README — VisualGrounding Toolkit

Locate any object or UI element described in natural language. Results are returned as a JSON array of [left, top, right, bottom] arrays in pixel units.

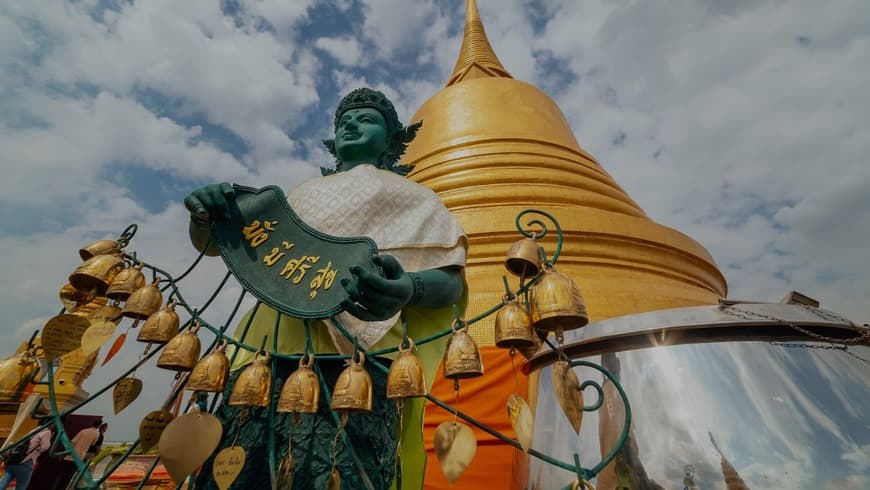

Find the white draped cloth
[[287, 164, 467, 353]]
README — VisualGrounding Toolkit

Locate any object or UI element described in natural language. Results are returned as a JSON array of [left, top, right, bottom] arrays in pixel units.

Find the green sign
[[210, 185, 379, 319]]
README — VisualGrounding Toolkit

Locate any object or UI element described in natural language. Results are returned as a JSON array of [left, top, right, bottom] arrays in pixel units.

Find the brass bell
[[122, 279, 163, 320], [386, 339, 426, 399], [137, 299, 180, 344], [443, 323, 484, 379], [330, 352, 372, 412], [157, 323, 201, 372], [186, 341, 230, 393], [69, 254, 125, 295], [529, 265, 588, 333], [79, 239, 118, 260], [277, 354, 320, 413], [494, 297, 537, 349], [229, 351, 272, 407], [505, 238, 542, 278], [68, 295, 108, 317], [0, 349, 39, 403], [106, 262, 146, 301], [59, 283, 94, 311]]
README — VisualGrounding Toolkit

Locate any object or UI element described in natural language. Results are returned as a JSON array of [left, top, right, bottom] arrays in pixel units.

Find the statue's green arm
[[341, 255, 463, 321], [409, 266, 464, 308]]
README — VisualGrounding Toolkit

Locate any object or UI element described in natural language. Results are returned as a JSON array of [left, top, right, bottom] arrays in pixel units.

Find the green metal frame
[[1, 209, 631, 489]]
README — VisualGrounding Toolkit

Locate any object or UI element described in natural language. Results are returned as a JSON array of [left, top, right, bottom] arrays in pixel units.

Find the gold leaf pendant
[[434, 421, 477, 484], [552, 360, 584, 434], [507, 393, 534, 452]]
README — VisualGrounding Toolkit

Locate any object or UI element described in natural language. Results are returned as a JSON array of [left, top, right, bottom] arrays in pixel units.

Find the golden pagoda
[[405, 1, 726, 488]]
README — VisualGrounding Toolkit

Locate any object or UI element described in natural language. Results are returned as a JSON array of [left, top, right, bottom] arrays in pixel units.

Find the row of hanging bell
[[498, 237, 589, 347]]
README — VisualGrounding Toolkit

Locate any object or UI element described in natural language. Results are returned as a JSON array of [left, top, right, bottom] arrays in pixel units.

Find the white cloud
[[314, 36, 363, 67]]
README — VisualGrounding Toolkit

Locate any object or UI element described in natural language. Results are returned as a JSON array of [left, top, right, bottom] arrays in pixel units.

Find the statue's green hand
[[340, 254, 414, 321], [183, 183, 235, 221]]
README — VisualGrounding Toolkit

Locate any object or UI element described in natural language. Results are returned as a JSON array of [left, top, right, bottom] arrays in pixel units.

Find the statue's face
[[334, 107, 389, 166]]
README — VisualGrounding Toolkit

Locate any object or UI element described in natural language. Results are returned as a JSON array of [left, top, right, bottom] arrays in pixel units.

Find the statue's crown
[[333, 88, 400, 134]]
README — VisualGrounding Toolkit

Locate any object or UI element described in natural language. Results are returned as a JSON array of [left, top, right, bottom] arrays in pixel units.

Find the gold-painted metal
[[112, 377, 143, 415], [552, 360, 584, 435], [386, 339, 426, 399], [0, 349, 38, 403], [69, 254, 125, 295], [213, 446, 246, 490], [330, 352, 372, 412], [443, 325, 484, 379], [504, 238, 541, 278], [529, 265, 588, 333], [80, 320, 117, 356], [139, 409, 174, 452], [157, 323, 201, 372], [122, 279, 163, 320], [59, 283, 94, 311], [328, 469, 341, 490], [158, 407, 223, 482], [447, 0, 511, 86], [186, 341, 230, 393], [106, 262, 146, 301], [433, 421, 477, 485], [229, 351, 272, 407], [277, 354, 320, 413], [136, 298, 180, 344], [41, 313, 91, 360], [507, 393, 534, 453], [79, 239, 118, 261], [494, 298, 536, 349]]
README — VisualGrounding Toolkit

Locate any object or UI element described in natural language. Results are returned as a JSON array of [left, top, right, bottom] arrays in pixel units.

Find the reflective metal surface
[[528, 303, 870, 490]]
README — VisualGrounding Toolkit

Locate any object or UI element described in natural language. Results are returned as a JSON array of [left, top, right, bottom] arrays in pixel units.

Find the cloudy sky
[[1, 0, 868, 463]]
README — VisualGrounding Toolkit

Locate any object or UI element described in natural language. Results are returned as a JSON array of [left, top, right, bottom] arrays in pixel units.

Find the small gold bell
[[529, 265, 588, 333], [186, 341, 230, 393], [277, 354, 320, 413], [0, 349, 39, 403], [157, 323, 201, 372], [68, 295, 109, 317], [386, 339, 426, 399], [443, 323, 484, 380], [330, 352, 372, 412], [79, 239, 118, 261], [229, 351, 272, 407], [59, 283, 94, 311], [122, 279, 163, 320], [69, 254, 125, 295], [494, 297, 537, 349], [505, 238, 542, 278], [106, 262, 146, 301], [137, 298, 180, 344]]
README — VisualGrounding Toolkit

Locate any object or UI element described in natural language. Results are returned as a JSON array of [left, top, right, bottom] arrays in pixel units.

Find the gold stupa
[[406, 0, 726, 343], [406, 1, 726, 488]]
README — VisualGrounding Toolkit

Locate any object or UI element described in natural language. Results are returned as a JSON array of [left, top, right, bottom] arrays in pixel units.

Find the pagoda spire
[[447, 0, 512, 86]]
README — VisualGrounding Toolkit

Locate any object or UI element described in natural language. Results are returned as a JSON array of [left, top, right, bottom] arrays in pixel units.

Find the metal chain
[[722, 304, 870, 345]]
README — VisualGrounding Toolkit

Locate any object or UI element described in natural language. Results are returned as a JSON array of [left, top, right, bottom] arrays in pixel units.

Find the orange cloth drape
[[423, 346, 529, 489]]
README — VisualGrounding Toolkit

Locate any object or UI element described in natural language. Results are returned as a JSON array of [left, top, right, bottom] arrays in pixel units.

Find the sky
[[1, 0, 868, 482]]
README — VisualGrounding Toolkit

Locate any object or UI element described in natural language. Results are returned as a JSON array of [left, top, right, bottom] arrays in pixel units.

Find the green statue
[[185, 88, 468, 489]]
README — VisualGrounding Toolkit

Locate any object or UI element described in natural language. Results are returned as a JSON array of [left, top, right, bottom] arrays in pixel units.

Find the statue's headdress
[[322, 88, 421, 176]]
